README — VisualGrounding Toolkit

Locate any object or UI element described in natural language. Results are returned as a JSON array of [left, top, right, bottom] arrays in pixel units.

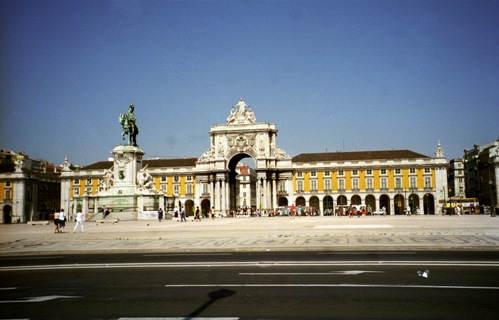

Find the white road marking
[[314, 224, 393, 229], [239, 270, 385, 276], [164, 284, 499, 290], [0, 295, 82, 304]]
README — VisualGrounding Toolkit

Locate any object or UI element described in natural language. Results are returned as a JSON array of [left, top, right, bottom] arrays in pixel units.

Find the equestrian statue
[[119, 104, 139, 147]]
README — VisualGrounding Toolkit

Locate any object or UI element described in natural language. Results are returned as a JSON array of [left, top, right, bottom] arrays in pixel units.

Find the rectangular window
[[186, 184, 192, 195], [366, 178, 373, 190], [410, 177, 417, 188], [410, 168, 416, 174], [324, 171, 330, 177], [395, 177, 402, 189], [380, 178, 388, 190], [6, 181, 11, 187], [86, 187, 92, 195], [297, 181, 303, 192], [174, 184, 180, 195], [187, 176, 192, 181], [324, 179, 331, 191], [352, 170, 358, 176], [352, 178, 359, 190], [395, 169, 401, 174], [425, 177, 432, 188], [338, 170, 344, 176], [381, 169, 387, 175], [86, 179, 92, 185], [74, 188, 80, 196], [424, 168, 431, 173], [311, 171, 317, 177], [279, 181, 286, 192], [310, 180, 317, 191], [366, 170, 372, 175], [297, 172, 303, 178], [74, 179, 80, 185], [5, 189, 11, 200], [338, 179, 345, 190], [161, 176, 167, 182]]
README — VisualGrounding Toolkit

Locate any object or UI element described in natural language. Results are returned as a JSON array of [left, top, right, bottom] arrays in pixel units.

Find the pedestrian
[[180, 206, 187, 222], [211, 207, 215, 220], [194, 206, 201, 221], [58, 209, 66, 232], [157, 207, 164, 222], [102, 205, 106, 219], [455, 205, 461, 216], [73, 210, 84, 233], [53, 211, 59, 233]]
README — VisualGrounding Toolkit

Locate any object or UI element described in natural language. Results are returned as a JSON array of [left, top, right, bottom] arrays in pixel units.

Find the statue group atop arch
[[226, 98, 256, 124]]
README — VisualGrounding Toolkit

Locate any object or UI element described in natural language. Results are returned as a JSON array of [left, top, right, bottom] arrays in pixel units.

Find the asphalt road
[[1, 251, 499, 319]]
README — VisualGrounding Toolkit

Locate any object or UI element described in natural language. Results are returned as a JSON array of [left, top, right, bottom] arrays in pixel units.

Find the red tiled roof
[[292, 150, 430, 163]]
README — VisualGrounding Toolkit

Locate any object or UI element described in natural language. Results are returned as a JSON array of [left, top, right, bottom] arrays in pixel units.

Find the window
[[380, 178, 388, 190], [324, 171, 330, 177], [352, 170, 358, 176], [161, 176, 167, 182], [86, 179, 92, 185], [310, 180, 317, 191], [395, 177, 402, 189], [395, 169, 401, 174], [186, 184, 192, 195], [278, 181, 286, 192], [338, 179, 345, 190], [324, 179, 331, 191], [338, 170, 344, 176], [311, 171, 317, 177], [6, 181, 11, 187], [297, 181, 303, 192], [86, 187, 92, 194], [174, 184, 180, 195], [73, 188, 80, 196], [187, 176, 192, 181], [366, 178, 373, 190], [352, 178, 359, 190], [366, 170, 372, 175], [74, 179, 80, 185], [297, 172, 303, 178], [380, 169, 387, 175], [424, 168, 431, 173], [4, 189, 11, 200], [174, 176, 179, 182], [425, 177, 432, 188], [410, 177, 416, 188], [410, 168, 416, 174]]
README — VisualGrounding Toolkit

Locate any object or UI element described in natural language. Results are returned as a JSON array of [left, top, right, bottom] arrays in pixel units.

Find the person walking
[[180, 206, 187, 222], [211, 207, 215, 220], [73, 210, 84, 233], [194, 206, 201, 221], [53, 211, 59, 233], [58, 209, 66, 232], [157, 207, 164, 222]]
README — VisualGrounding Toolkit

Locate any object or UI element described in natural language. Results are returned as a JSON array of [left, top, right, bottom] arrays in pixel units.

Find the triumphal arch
[[195, 99, 293, 215]]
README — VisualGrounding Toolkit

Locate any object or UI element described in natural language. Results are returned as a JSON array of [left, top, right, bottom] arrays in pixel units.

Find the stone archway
[[365, 195, 376, 212], [351, 195, 361, 205], [323, 196, 334, 215], [337, 195, 347, 206], [227, 153, 255, 212], [201, 199, 211, 217], [379, 194, 390, 215], [296, 196, 306, 206], [394, 194, 404, 215], [2, 205, 12, 224], [278, 197, 288, 207], [423, 193, 435, 215], [185, 199, 194, 217]]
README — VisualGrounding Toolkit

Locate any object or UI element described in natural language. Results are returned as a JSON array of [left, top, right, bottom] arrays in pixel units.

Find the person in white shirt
[[58, 209, 66, 232], [73, 211, 84, 233]]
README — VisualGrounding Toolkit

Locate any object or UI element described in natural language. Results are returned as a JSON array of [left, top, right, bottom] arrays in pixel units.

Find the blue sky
[[1, 0, 498, 166]]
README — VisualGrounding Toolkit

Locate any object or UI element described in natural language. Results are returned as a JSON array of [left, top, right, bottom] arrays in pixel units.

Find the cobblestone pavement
[[1, 215, 498, 255]]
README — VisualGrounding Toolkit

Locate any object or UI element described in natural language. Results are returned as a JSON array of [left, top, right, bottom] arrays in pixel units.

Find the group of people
[[53, 209, 84, 233]]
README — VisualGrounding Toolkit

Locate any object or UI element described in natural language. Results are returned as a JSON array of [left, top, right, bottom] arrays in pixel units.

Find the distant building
[[235, 163, 257, 212], [448, 158, 466, 198], [0, 150, 61, 223], [463, 140, 499, 209]]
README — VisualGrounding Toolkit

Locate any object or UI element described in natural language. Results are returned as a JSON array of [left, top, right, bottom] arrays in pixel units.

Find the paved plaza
[[1, 215, 498, 256]]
